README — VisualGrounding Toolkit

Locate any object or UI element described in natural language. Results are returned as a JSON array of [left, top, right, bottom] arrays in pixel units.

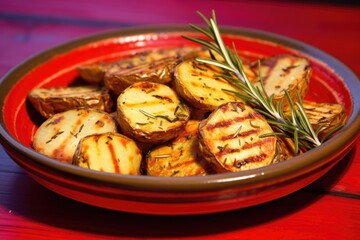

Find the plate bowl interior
[[0, 26, 359, 215]]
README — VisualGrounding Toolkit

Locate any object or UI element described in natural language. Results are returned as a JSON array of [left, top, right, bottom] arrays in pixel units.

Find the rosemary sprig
[[184, 10, 322, 152]]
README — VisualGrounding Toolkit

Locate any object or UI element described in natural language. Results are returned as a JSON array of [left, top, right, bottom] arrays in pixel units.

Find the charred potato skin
[[146, 120, 213, 177], [77, 62, 109, 84], [73, 132, 142, 175], [117, 81, 191, 144], [32, 108, 118, 163], [28, 86, 114, 118], [198, 102, 277, 173], [79, 46, 201, 95], [104, 56, 181, 95], [252, 54, 312, 111]]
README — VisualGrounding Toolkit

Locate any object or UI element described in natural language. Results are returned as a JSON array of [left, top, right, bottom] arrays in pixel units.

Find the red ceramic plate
[[0, 26, 359, 215]]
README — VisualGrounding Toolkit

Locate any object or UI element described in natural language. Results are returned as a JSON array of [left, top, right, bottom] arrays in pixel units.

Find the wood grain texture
[[0, 0, 359, 239]]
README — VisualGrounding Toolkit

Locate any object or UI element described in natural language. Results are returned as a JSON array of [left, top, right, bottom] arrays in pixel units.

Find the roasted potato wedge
[[117, 82, 190, 144], [198, 102, 277, 172], [78, 46, 201, 86], [251, 54, 311, 111], [32, 109, 117, 163], [28, 86, 113, 118], [77, 62, 110, 84], [300, 100, 346, 137], [104, 56, 181, 95], [173, 59, 246, 111], [73, 132, 142, 175], [146, 120, 213, 177]]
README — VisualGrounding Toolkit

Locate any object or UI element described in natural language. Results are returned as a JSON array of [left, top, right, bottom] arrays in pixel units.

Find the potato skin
[[77, 62, 109, 84], [146, 120, 214, 177], [117, 81, 190, 144], [28, 86, 113, 118], [104, 56, 181, 95], [73, 132, 142, 175]]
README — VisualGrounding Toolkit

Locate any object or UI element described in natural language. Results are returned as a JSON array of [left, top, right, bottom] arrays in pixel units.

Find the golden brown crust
[[251, 54, 312, 111], [32, 109, 118, 163], [146, 120, 214, 177], [28, 86, 114, 118], [73, 132, 142, 175], [117, 82, 190, 144], [104, 56, 181, 95], [173, 59, 246, 111]]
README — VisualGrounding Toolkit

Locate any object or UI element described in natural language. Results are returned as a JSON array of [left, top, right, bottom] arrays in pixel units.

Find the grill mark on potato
[[205, 114, 255, 130], [215, 148, 240, 158], [260, 55, 299, 82], [51, 111, 88, 160], [221, 128, 260, 141], [242, 137, 274, 150], [234, 153, 268, 168], [151, 94, 174, 103], [107, 141, 120, 173], [135, 82, 159, 90], [46, 115, 64, 126], [122, 99, 172, 108]]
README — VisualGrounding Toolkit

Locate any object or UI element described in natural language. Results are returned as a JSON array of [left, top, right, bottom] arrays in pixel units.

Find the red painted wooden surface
[[1, 0, 359, 239]]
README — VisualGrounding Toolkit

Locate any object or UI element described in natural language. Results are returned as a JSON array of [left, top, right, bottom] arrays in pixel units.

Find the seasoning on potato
[[251, 54, 312, 111], [117, 81, 190, 144], [146, 120, 213, 177], [73, 132, 142, 175], [198, 102, 277, 172], [173, 59, 247, 111], [32, 108, 117, 163]]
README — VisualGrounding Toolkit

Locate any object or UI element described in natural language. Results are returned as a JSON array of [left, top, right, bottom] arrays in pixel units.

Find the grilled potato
[[146, 120, 213, 177], [32, 109, 117, 163], [173, 59, 246, 111], [77, 62, 110, 84], [104, 56, 182, 95], [272, 136, 299, 163], [28, 86, 113, 118], [251, 54, 311, 111], [198, 102, 277, 172], [117, 81, 190, 144], [73, 132, 142, 175], [299, 100, 346, 138], [77, 46, 200, 88]]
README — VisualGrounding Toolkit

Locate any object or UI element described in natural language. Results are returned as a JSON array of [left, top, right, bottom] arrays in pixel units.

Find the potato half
[[251, 54, 312, 111], [117, 82, 190, 144], [73, 132, 142, 175], [300, 100, 346, 138], [28, 86, 113, 118], [32, 109, 117, 163], [198, 102, 277, 172], [146, 120, 213, 177], [173, 59, 246, 111]]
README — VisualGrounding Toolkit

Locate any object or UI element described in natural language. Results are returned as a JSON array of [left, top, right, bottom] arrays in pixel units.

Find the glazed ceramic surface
[[0, 26, 359, 215]]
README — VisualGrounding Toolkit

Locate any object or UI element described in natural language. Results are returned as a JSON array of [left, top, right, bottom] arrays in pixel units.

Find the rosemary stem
[[186, 10, 324, 151]]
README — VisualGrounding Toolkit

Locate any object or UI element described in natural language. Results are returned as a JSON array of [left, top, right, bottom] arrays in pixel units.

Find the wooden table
[[1, 1, 359, 239]]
